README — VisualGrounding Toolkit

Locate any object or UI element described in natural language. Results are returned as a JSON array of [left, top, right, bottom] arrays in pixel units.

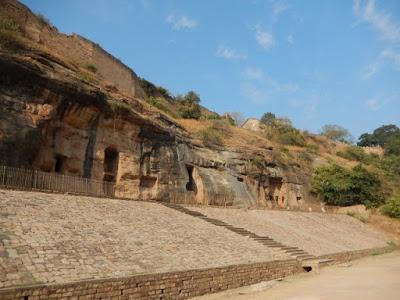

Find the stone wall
[[0, 260, 302, 300], [0, 0, 146, 98], [0, 248, 391, 300]]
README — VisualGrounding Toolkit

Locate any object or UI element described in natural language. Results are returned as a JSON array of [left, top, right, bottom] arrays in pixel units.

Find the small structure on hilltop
[[241, 118, 263, 132]]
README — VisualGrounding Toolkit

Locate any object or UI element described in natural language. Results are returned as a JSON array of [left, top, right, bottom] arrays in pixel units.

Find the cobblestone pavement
[[0, 190, 289, 289], [190, 207, 389, 256]]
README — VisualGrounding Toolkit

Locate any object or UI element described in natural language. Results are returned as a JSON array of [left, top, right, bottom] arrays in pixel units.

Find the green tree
[[321, 124, 353, 143], [357, 133, 378, 147], [184, 91, 200, 103], [311, 164, 382, 207], [385, 132, 400, 156], [260, 112, 276, 126], [357, 124, 400, 147]]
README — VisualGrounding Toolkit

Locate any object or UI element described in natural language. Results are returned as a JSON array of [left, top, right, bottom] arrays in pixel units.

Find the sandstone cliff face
[[0, 0, 307, 209]]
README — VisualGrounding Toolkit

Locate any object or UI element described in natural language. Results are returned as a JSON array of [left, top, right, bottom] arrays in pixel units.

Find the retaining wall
[[0, 248, 390, 300]]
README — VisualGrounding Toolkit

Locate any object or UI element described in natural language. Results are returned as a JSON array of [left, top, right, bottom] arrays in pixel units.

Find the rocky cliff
[[0, 0, 307, 209]]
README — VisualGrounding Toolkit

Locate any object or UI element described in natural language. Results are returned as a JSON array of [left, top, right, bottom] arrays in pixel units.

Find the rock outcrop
[[0, 0, 307, 209]]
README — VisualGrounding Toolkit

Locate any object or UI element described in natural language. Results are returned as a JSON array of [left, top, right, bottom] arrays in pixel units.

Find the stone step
[[296, 254, 315, 259], [285, 250, 307, 253]]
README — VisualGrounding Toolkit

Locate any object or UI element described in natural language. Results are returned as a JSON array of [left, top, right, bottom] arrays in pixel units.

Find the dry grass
[[368, 212, 400, 243], [177, 119, 277, 154]]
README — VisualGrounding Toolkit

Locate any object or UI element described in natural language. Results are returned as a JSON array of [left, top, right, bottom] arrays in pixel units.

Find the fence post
[[33, 170, 37, 190], [1, 165, 5, 186]]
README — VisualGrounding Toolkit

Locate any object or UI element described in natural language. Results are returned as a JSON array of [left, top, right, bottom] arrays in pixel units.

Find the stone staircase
[[163, 203, 316, 261]]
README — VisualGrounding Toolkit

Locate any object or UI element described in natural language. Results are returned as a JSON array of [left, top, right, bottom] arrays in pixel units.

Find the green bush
[[0, 18, 24, 50], [179, 99, 201, 119], [146, 96, 176, 117], [311, 164, 383, 207], [277, 129, 306, 146], [336, 146, 378, 164], [85, 62, 98, 73], [380, 155, 400, 179], [380, 192, 400, 218]]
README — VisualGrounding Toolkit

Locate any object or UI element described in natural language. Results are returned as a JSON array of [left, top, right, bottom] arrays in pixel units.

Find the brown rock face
[[0, 0, 307, 208]]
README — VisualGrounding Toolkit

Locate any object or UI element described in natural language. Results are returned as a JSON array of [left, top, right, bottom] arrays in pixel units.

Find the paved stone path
[[190, 206, 389, 256], [0, 190, 288, 289]]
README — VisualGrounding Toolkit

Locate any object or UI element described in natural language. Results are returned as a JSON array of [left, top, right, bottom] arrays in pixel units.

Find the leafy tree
[[357, 124, 400, 147], [321, 124, 353, 143], [261, 112, 276, 126], [380, 192, 400, 219], [311, 164, 383, 207], [372, 124, 400, 146], [357, 133, 378, 147], [385, 132, 400, 156], [179, 100, 201, 119], [178, 91, 202, 119], [184, 91, 200, 103]]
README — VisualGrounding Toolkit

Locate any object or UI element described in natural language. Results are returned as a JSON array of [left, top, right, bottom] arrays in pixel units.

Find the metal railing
[[0, 165, 115, 197]]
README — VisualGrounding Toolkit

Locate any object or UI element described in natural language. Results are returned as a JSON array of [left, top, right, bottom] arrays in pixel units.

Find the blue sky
[[21, 0, 400, 138]]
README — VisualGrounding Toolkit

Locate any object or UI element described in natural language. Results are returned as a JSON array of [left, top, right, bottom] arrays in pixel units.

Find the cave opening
[[103, 147, 119, 182], [185, 165, 197, 193], [54, 154, 67, 173]]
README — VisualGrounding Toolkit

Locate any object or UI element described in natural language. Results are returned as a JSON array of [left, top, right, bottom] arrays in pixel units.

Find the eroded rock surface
[[0, 0, 307, 208]]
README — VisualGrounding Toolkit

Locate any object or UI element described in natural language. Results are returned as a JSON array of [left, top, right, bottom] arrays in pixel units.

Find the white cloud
[[166, 14, 198, 30], [361, 62, 380, 79], [273, 1, 290, 17], [353, 0, 400, 42], [243, 67, 264, 81], [366, 98, 381, 110], [216, 45, 247, 60], [381, 49, 400, 69], [255, 26, 275, 50], [287, 34, 294, 44]]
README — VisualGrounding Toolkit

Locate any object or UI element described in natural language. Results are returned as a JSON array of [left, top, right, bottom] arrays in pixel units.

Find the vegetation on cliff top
[[0, 18, 24, 51]]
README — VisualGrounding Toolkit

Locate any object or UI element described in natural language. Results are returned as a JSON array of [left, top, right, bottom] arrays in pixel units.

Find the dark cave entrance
[[54, 154, 67, 173], [185, 165, 197, 193], [103, 147, 119, 182]]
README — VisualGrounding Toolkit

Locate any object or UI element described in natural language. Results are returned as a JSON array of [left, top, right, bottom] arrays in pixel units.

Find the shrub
[[202, 112, 221, 121], [35, 13, 52, 27], [336, 146, 378, 164], [79, 71, 95, 83], [305, 144, 319, 154], [85, 62, 98, 73], [311, 164, 383, 207], [197, 120, 230, 147], [320, 124, 353, 143], [146, 96, 176, 117], [0, 18, 24, 50], [179, 99, 201, 119], [380, 192, 400, 218], [199, 130, 223, 147], [277, 129, 306, 147], [380, 155, 400, 179], [156, 86, 171, 98]]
